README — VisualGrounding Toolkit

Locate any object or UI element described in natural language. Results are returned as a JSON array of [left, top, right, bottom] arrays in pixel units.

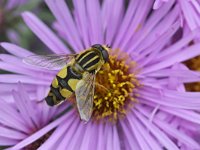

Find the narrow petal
[[0, 126, 27, 140], [0, 137, 19, 145], [113, 0, 153, 50], [86, 0, 103, 44], [22, 12, 69, 54], [120, 120, 141, 150], [7, 112, 72, 150], [125, 117, 151, 150], [96, 123, 106, 150], [136, 21, 180, 67], [125, 0, 175, 52], [138, 87, 200, 110], [180, 0, 200, 30], [133, 5, 179, 55], [156, 28, 200, 61], [67, 122, 87, 150], [153, 0, 165, 9], [102, 0, 124, 45], [136, 105, 200, 149], [112, 0, 139, 48], [37, 111, 75, 150], [113, 125, 121, 150], [56, 119, 80, 150], [0, 54, 54, 75], [0, 75, 50, 85], [141, 100, 200, 125], [142, 44, 200, 74], [0, 42, 34, 57], [73, 0, 90, 48], [12, 90, 35, 130], [45, 0, 83, 50], [127, 113, 163, 150], [133, 110, 179, 150]]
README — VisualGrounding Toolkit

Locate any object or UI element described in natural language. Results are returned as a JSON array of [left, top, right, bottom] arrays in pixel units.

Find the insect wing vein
[[23, 54, 77, 70], [75, 73, 95, 122]]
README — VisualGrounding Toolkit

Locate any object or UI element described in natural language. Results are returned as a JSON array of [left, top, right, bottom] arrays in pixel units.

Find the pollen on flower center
[[92, 49, 140, 122]]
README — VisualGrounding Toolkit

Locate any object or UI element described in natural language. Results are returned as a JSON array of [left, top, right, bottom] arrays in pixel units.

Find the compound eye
[[102, 50, 109, 62]]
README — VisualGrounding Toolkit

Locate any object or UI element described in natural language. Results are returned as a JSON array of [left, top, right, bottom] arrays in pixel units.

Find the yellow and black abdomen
[[45, 65, 82, 106]]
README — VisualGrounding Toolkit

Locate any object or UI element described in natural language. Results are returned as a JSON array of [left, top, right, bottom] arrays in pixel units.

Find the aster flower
[[153, 0, 200, 32], [1, 0, 200, 149], [0, 83, 67, 149]]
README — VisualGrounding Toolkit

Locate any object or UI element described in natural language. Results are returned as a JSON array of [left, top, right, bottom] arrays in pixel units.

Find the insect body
[[23, 44, 109, 121]]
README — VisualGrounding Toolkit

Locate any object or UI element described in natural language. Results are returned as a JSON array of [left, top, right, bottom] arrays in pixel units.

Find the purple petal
[[112, 0, 140, 48], [136, 105, 200, 149], [153, 0, 165, 9], [0, 54, 54, 76], [136, 21, 180, 67], [22, 12, 69, 54], [8, 111, 73, 150], [56, 119, 80, 149], [0, 126, 27, 140], [114, 0, 153, 50], [0, 42, 34, 57], [125, 0, 175, 52], [133, 5, 179, 55], [96, 123, 106, 150], [0, 74, 50, 85], [86, 0, 103, 45], [126, 116, 152, 150], [73, 0, 90, 48], [142, 44, 200, 74], [180, 0, 200, 30], [133, 110, 179, 150], [119, 120, 142, 150], [45, 0, 83, 50], [37, 110, 75, 150], [127, 113, 163, 150], [102, 0, 124, 45], [0, 137, 19, 145]]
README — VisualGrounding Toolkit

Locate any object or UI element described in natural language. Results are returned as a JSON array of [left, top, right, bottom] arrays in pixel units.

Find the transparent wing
[[75, 72, 95, 122], [23, 54, 77, 70]]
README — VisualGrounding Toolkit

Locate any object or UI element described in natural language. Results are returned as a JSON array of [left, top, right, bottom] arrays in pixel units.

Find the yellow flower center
[[92, 49, 140, 122]]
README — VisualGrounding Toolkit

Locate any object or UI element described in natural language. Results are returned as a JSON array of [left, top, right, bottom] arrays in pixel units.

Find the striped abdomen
[[45, 65, 82, 106], [75, 50, 101, 72]]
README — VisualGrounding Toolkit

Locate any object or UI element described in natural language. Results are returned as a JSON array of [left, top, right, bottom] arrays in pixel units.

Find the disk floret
[[93, 49, 140, 122]]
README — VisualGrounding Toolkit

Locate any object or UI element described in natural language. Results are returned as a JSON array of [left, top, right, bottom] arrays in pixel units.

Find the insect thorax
[[75, 49, 103, 73]]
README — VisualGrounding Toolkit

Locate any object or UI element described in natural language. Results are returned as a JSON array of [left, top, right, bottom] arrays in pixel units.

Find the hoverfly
[[23, 44, 109, 122]]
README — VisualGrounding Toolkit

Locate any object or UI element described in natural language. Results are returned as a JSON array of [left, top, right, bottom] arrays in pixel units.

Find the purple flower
[[1, 0, 200, 149], [0, 83, 66, 149], [154, 0, 200, 31]]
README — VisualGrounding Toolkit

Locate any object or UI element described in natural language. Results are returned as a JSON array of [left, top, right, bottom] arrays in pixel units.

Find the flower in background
[[1, 0, 200, 150], [154, 0, 200, 32], [184, 55, 200, 92], [0, 83, 68, 150], [0, 0, 27, 43], [0, 0, 41, 45]]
